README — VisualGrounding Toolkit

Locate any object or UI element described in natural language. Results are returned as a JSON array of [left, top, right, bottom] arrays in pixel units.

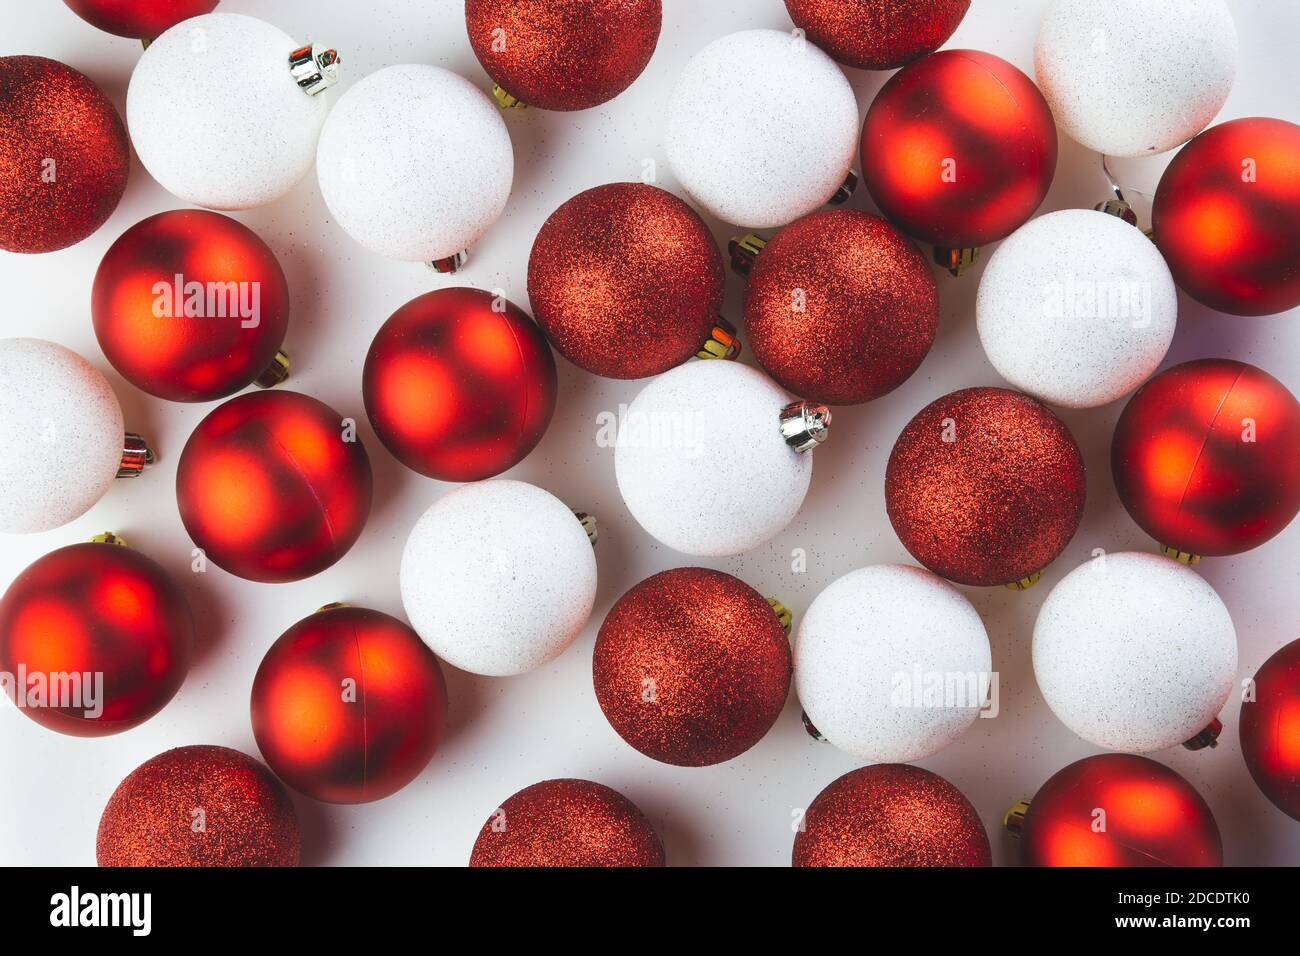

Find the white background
[[2, 0, 1298, 867]]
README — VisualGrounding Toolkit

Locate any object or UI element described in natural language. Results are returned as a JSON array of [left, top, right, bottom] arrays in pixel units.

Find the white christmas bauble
[[317, 65, 513, 262], [665, 29, 859, 228], [976, 209, 1177, 409], [615, 361, 818, 556], [1035, 0, 1237, 157], [0, 339, 125, 534], [127, 13, 331, 210], [1033, 551, 1237, 752], [794, 565, 993, 762], [399, 480, 596, 677]]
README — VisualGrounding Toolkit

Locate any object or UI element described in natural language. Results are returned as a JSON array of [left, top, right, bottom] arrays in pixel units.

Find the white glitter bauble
[[399, 480, 596, 677], [1033, 551, 1237, 752], [317, 64, 513, 263], [1035, 0, 1237, 157], [976, 209, 1177, 409], [0, 339, 125, 534], [615, 361, 819, 556], [127, 13, 332, 210], [794, 565, 992, 762], [665, 29, 859, 228]]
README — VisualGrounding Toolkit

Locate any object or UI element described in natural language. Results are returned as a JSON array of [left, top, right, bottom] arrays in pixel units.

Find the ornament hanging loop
[[289, 44, 341, 96], [779, 401, 831, 453]]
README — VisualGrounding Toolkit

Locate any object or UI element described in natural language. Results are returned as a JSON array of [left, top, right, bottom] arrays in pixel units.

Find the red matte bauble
[[0, 540, 193, 737], [0, 56, 129, 253], [251, 605, 448, 804], [93, 210, 290, 402], [1153, 118, 1300, 316], [786, 0, 970, 71], [885, 387, 1086, 586], [363, 287, 556, 482], [96, 745, 300, 867], [465, 0, 661, 111], [861, 50, 1057, 250], [1240, 638, 1300, 820], [794, 764, 991, 867], [593, 567, 791, 767], [63, 0, 219, 39], [528, 182, 725, 379], [1112, 359, 1300, 557], [1018, 754, 1222, 867], [470, 778, 665, 867], [176, 391, 373, 583], [744, 209, 938, 405]]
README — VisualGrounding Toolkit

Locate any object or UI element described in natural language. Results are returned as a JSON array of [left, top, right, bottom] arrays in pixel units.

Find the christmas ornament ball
[[400, 480, 596, 677], [794, 764, 991, 867], [251, 605, 447, 804], [1035, 0, 1237, 158], [317, 64, 512, 263], [175, 391, 373, 583], [1111, 359, 1300, 558], [63, 0, 219, 39], [470, 779, 664, 867], [794, 565, 991, 762], [0, 55, 129, 253], [785, 0, 970, 72], [976, 209, 1177, 409], [1240, 638, 1300, 820], [92, 210, 291, 402], [1152, 117, 1300, 316], [665, 29, 859, 228], [527, 182, 725, 379], [97, 745, 300, 867], [885, 387, 1086, 587], [743, 209, 938, 406], [1033, 552, 1236, 752], [593, 568, 791, 767], [363, 287, 556, 481], [465, 0, 661, 111]]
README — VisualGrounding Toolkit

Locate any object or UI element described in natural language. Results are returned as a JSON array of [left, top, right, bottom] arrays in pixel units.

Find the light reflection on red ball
[[63, 0, 219, 40], [1240, 638, 1300, 821]]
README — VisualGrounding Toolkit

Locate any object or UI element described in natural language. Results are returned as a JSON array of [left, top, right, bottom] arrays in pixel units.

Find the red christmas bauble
[[63, 0, 219, 39], [0, 56, 129, 254], [1016, 753, 1222, 867], [794, 764, 991, 867], [470, 779, 665, 867], [593, 568, 791, 767], [465, 0, 661, 111], [97, 745, 300, 867], [744, 209, 939, 405], [363, 287, 556, 481], [251, 605, 448, 804], [785, 0, 970, 71], [861, 50, 1057, 250], [92, 210, 290, 402], [0, 539, 192, 737], [1153, 118, 1300, 316], [528, 182, 726, 379], [1240, 638, 1300, 820], [176, 391, 373, 583], [885, 387, 1086, 587], [1112, 359, 1300, 557]]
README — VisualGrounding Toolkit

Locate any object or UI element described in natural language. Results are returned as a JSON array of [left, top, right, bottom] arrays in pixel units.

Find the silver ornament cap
[[289, 44, 341, 96], [779, 400, 831, 453]]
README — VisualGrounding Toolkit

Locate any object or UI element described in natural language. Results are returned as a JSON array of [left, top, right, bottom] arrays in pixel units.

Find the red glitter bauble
[[251, 605, 448, 804], [63, 0, 219, 39], [1240, 638, 1300, 820], [794, 764, 990, 867], [363, 287, 556, 482], [0, 539, 192, 737], [785, 0, 970, 71], [861, 50, 1057, 250], [92, 210, 290, 402], [1112, 359, 1300, 558], [0, 56, 129, 254], [96, 745, 300, 867], [176, 391, 373, 583], [744, 209, 938, 405], [465, 0, 661, 111], [528, 182, 725, 379], [470, 778, 665, 867], [885, 387, 1086, 587], [593, 568, 791, 767], [1017, 754, 1222, 867]]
